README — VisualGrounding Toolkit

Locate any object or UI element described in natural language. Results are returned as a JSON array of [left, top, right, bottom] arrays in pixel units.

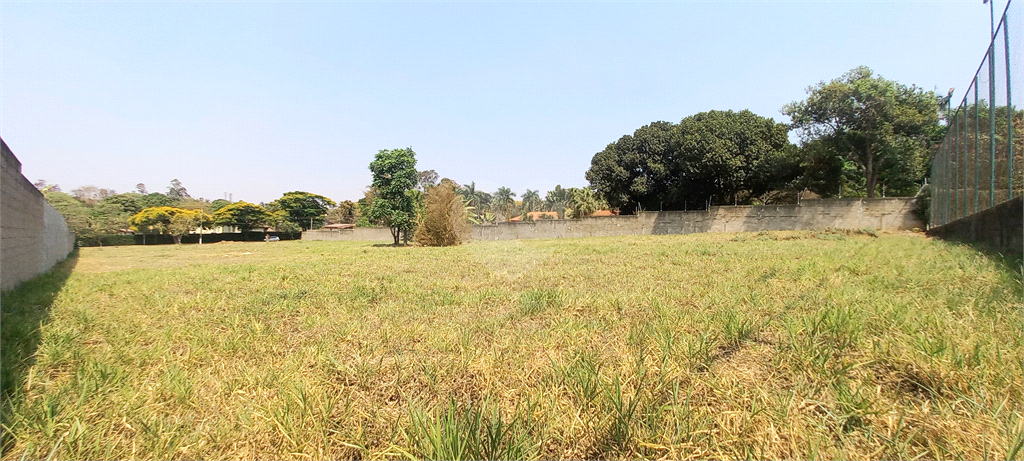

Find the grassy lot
[[1, 230, 1021, 459]]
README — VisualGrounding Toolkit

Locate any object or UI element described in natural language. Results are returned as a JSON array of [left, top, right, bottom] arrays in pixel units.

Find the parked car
[[266, 235, 280, 242]]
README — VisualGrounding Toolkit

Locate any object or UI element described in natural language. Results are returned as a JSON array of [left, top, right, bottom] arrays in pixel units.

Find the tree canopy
[[129, 206, 199, 244], [586, 110, 794, 212], [269, 191, 337, 230], [367, 148, 418, 245], [782, 66, 942, 198], [211, 201, 271, 235]]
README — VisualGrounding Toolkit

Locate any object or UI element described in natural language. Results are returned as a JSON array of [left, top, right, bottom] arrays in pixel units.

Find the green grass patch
[[1, 232, 1021, 459]]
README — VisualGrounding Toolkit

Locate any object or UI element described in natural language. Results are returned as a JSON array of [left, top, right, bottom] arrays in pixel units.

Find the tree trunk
[[173, 235, 182, 244], [864, 146, 877, 198], [865, 163, 878, 198], [391, 227, 400, 245]]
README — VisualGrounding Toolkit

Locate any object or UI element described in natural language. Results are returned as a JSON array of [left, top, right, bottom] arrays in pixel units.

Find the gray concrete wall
[[302, 227, 395, 242], [303, 198, 922, 243], [1, 139, 75, 291], [473, 198, 922, 241], [926, 196, 1023, 254]]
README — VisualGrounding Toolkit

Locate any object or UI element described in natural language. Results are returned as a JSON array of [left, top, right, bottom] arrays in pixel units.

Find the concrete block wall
[[302, 227, 395, 242], [926, 196, 1023, 254], [1, 139, 75, 291], [303, 198, 923, 243], [472, 198, 924, 241]]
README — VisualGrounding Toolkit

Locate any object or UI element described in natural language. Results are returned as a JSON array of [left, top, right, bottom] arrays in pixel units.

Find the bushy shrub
[[414, 180, 470, 247]]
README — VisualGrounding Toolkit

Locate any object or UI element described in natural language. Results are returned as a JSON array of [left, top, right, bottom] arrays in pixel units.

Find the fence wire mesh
[[931, 0, 1023, 227]]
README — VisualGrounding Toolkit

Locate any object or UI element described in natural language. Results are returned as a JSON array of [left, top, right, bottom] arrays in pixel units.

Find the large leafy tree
[[367, 148, 418, 245], [210, 199, 231, 212], [139, 192, 174, 209], [586, 110, 794, 212], [129, 206, 197, 244], [783, 66, 942, 197], [101, 193, 144, 215], [211, 201, 271, 235], [269, 191, 337, 230]]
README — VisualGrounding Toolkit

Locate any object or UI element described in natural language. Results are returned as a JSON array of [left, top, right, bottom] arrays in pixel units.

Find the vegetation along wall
[[1, 139, 75, 291]]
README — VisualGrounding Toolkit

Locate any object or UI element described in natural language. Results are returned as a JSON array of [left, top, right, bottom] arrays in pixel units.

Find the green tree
[[793, 140, 845, 198], [566, 187, 601, 219], [544, 185, 572, 218], [367, 148, 418, 245], [458, 181, 492, 211], [129, 206, 196, 244], [326, 200, 359, 224], [211, 199, 231, 212], [268, 210, 302, 235], [585, 111, 794, 212], [520, 189, 541, 212], [100, 193, 144, 215], [89, 201, 130, 238], [269, 191, 337, 230], [176, 198, 212, 213], [139, 192, 174, 209], [211, 201, 271, 236], [783, 66, 942, 197], [493, 187, 516, 219], [167, 212, 199, 244]]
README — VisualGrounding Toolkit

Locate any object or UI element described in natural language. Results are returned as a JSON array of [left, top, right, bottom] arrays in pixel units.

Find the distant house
[[508, 211, 559, 222], [322, 223, 356, 230], [590, 210, 619, 217], [209, 225, 239, 233]]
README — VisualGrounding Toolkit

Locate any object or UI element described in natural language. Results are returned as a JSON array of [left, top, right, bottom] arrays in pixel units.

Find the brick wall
[[1, 139, 75, 291]]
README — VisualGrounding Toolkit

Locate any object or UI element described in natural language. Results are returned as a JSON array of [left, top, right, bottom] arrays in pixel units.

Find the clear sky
[[1, 1, 1011, 204]]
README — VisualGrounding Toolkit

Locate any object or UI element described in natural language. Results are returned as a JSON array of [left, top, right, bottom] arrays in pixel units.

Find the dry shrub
[[415, 180, 471, 246]]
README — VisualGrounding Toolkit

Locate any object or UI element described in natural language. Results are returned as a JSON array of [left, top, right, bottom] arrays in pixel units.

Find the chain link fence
[[931, 0, 1023, 228]]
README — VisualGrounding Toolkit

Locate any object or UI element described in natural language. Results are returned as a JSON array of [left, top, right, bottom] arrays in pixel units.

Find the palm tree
[[568, 187, 600, 218], [493, 187, 516, 217], [544, 185, 571, 217], [521, 189, 541, 212], [459, 182, 483, 208]]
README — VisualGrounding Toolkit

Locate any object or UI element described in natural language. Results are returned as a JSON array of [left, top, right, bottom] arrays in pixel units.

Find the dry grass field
[[2, 230, 1022, 459]]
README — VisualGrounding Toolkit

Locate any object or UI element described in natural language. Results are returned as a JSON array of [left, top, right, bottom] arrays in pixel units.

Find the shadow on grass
[[948, 239, 1023, 286], [1, 250, 78, 454]]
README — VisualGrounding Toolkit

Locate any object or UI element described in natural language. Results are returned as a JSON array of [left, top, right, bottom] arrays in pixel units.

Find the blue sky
[[1, 1, 1010, 204]]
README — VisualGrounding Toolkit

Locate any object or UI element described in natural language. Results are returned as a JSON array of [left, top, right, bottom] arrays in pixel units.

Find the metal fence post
[[963, 110, 969, 218], [1005, 14, 1014, 198], [990, 43, 998, 206], [975, 80, 981, 213]]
